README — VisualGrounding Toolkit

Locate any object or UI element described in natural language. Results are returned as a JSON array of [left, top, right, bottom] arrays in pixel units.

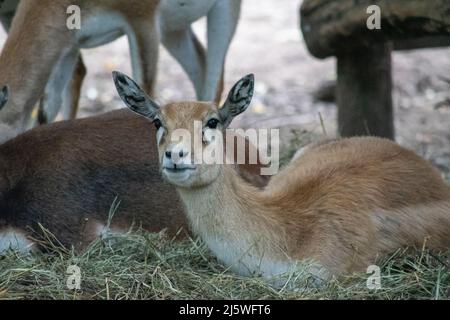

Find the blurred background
[[1, 0, 448, 172]]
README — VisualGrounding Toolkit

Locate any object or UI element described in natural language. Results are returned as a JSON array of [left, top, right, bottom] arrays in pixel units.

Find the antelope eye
[[206, 118, 220, 129], [153, 119, 162, 130]]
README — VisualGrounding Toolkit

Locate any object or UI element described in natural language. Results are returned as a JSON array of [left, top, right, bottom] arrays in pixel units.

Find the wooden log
[[301, 0, 450, 59], [394, 36, 450, 51], [337, 43, 394, 139]]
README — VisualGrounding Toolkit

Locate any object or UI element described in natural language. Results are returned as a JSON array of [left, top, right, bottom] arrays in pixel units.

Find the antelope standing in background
[[114, 71, 450, 279], [0, 0, 241, 143], [0, 86, 267, 254]]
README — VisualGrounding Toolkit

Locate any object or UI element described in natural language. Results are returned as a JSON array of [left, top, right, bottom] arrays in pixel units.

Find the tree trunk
[[337, 43, 394, 139]]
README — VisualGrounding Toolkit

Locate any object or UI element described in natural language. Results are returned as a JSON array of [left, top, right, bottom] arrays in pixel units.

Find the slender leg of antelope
[[38, 47, 80, 124], [1, 11, 45, 128], [61, 55, 86, 120], [203, 0, 241, 103], [161, 27, 206, 99], [126, 18, 159, 96], [0, 6, 73, 142]]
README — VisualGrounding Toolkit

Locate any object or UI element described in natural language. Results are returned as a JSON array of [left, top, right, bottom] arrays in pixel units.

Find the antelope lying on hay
[[0, 0, 241, 143], [114, 71, 450, 279], [0, 86, 266, 254]]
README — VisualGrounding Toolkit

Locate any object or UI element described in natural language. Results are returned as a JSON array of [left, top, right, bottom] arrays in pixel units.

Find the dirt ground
[[1, 0, 449, 173]]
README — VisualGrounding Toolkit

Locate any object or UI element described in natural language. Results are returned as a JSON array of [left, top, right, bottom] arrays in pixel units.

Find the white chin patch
[[163, 169, 193, 184], [0, 229, 35, 255]]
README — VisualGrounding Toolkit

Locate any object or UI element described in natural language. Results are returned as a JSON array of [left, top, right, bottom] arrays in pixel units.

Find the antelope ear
[[0, 86, 9, 111], [219, 74, 254, 127], [112, 71, 159, 119]]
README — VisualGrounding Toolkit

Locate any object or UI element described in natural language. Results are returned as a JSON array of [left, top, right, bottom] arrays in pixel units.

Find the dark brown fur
[[0, 109, 185, 249]]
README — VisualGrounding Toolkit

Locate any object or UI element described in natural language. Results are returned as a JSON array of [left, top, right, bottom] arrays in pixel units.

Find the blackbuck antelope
[[0, 86, 266, 254], [0, 0, 241, 143], [114, 71, 450, 279]]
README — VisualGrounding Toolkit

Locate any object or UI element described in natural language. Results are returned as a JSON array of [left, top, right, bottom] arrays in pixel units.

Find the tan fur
[[153, 102, 450, 278]]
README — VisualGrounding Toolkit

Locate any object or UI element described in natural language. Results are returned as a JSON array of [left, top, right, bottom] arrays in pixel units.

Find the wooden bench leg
[[336, 43, 394, 139]]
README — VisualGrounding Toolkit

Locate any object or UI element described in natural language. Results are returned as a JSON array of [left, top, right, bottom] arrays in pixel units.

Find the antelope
[[0, 0, 241, 143], [113, 71, 450, 280], [0, 85, 267, 254]]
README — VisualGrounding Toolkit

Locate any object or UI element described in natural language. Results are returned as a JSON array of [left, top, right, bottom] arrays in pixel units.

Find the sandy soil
[[1, 0, 449, 173]]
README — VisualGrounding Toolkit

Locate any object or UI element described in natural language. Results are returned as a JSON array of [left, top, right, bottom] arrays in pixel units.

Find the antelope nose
[[165, 149, 189, 160]]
